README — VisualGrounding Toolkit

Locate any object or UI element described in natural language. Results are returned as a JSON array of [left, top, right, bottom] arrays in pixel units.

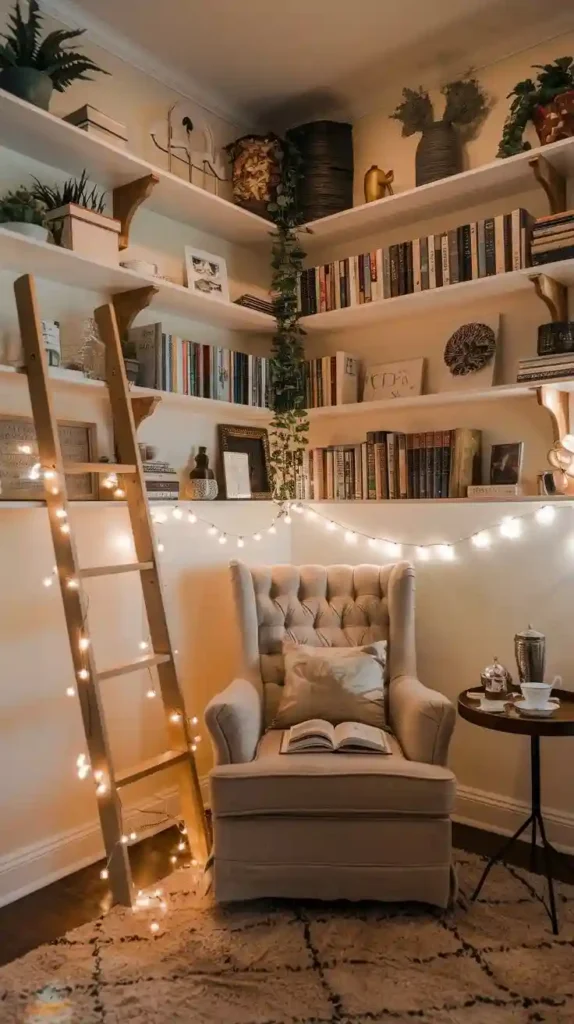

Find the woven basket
[[287, 120, 353, 221], [415, 121, 462, 187]]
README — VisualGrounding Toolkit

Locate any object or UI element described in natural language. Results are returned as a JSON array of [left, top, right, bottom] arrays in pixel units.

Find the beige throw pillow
[[273, 641, 388, 729]]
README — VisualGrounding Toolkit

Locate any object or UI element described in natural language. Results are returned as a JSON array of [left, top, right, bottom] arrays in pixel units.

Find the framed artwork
[[223, 451, 252, 499], [184, 246, 229, 301], [218, 424, 271, 499], [0, 416, 98, 501], [490, 442, 524, 485], [363, 357, 424, 402]]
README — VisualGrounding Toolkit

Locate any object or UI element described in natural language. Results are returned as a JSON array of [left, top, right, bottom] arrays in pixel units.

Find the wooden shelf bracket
[[131, 394, 161, 432], [530, 273, 568, 323], [112, 174, 159, 250], [112, 286, 158, 338], [529, 155, 566, 215]]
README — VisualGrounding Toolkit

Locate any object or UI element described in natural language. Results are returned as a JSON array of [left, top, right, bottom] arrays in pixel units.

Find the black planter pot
[[0, 67, 53, 110], [415, 121, 462, 186], [538, 322, 574, 356]]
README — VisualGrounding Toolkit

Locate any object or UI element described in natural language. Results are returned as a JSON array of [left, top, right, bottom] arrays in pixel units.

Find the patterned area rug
[[1, 853, 573, 1023]]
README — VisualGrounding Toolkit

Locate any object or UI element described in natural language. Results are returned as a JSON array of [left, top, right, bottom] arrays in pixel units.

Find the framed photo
[[490, 442, 523, 485], [363, 357, 424, 402], [218, 425, 271, 500], [0, 416, 98, 501], [184, 246, 229, 302], [223, 451, 252, 499]]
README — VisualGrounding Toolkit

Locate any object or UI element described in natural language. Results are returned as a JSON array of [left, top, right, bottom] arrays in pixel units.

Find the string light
[[43, 469, 57, 481], [102, 473, 118, 490], [146, 688, 157, 699], [78, 668, 89, 680], [152, 511, 167, 524], [345, 530, 357, 544], [67, 578, 79, 590], [500, 516, 522, 539], [113, 487, 126, 499], [472, 530, 491, 549], [55, 509, 67, 519], [17, 444, 32, 455], [237, 537, 245, 548], [207, 526, 218, 536], [170, 712, 182, 723], [139, 640, 150, 651], [150, 921, 160, 934], [100, 868, 109, 880], [382, 541, 402, 557], [416, 546, 430, 561], [218, 534, 227, 544], [268, 525, 276, 535], [437, 544, 455, 561], [326, 521, 338, 531], [157, 542, 165, 552], [172, 508, 183, 520], [42, 576, 54, 587], [79, 637, 90, 651], [253, 532, 262, 541], [283, 514, 292, 525], [187, 513, 197, 524], [60, 523, 70, 535], [535, 505, 556, 525], [66, 686, 75, 697]]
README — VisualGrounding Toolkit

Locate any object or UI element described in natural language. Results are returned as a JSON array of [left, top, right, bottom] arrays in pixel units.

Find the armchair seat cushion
[[210, 729, 456, 819]]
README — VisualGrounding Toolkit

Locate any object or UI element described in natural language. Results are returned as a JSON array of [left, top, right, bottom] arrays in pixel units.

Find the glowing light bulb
[[152, 511, 167, 524], [96, 782, 107, 796], [382, 542, 402, 557], [218, 534, 227, 545], [43, 575, 54, 588], [368, 537, 378, 548], [55, 509, 67, 519], [78, 669, 89, 681], [113, 487, 125, 499], [150, 921, 160, 934], [129, 831, 137, 841], [345, 530, 357, 544], [191, 743, 197, 752], [43, 470, 57, 481], [177, 841, 186, 851], [170, 855, 177, 864], [139, 640, 149, 651], [499, 517, 521, 539], [79, 637, 90, 652], [193, 735, 202, 744], [207, 526, 218, 536], [102, 474, 117, 490], [253, 532, 262, 541], [67, 578, 79, 590], [18, 444, 32, 454], [326, 521, 337, 531], [306, 509, 318, 521], [535, 505, 556, 525], [60, 523, 70, 534], [437, 544, 455, 561], [157, 542, 165, 552], [29, 462, 41, 480], [66, 686, 75, 697], [283, 514, 292, 525], [191, 858, 198, 867], [237, 537, 245, 548], [170, 712, 182, 723], [187, 513, 197, 524], [146, 688, 157, 699], [472, 531, 491, 549], [76, 754, 87, 767], [172, 507, 183, 520], [190, 716, 198, 726], [120, 835, 129, 845], [93, 770, 103, 782], [268, 525, 276, 535], [100, 868, 109, 880], [416, 546, 430, 561]]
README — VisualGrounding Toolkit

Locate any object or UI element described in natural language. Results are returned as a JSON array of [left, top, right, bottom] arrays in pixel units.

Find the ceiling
[[47, 0, 574, 128]]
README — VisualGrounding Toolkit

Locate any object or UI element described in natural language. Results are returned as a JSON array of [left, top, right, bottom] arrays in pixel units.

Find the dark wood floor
[[0, 822, 572, 969]]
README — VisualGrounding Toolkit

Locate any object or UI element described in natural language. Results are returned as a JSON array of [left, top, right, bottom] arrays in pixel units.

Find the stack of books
[[142, 459, 179, 502], [531, 210, 574, 266], [297, 209, 532, 315], [128, 323, 269, 407], [304, 352, 359, 407], [517, 352, 574, 382], [297, 429, 481, 500], [234, 294, 274, 316]]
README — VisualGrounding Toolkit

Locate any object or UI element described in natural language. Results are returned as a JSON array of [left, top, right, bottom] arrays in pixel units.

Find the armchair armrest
[[389, 675, 455, 766], [204, 678, 263, 766]]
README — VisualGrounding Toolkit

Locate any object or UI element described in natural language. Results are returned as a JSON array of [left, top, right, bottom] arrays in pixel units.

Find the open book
[[280, 719, 391, 755]]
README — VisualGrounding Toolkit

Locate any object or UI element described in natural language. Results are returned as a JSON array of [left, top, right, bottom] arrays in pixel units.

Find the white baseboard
[[454, 783, 574, 855], [0, 787, 179, 909]]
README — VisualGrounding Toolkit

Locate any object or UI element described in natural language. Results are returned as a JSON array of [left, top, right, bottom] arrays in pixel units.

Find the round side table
[[458, 687, 574, 934]]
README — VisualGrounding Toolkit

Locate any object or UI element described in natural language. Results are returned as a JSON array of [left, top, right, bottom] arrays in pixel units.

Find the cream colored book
[[280, 719, 391, 754]]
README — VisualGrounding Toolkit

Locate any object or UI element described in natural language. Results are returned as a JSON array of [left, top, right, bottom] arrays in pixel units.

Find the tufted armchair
[[205, 561, 457, 907]]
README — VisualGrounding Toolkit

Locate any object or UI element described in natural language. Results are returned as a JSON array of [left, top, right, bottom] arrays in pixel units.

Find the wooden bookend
[[529, 155, 566, 215], [530, 274, 568, 323], [112, 173, 159, 249], [112, 286, 158, 338], [131, 395, 161, 433]]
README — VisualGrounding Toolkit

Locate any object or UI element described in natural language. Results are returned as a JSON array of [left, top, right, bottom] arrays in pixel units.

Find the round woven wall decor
[[444, 322, 496, 376]]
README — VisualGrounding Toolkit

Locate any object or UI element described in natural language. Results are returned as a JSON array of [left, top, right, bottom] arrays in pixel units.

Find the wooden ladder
[[13, 273, 210, 907]]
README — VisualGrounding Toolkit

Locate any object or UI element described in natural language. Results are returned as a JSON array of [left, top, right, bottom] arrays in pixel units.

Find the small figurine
[[364, 165, 395, 203]]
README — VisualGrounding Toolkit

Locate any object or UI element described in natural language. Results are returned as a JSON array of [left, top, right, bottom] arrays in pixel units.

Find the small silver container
[[514, 625, 546, 682]]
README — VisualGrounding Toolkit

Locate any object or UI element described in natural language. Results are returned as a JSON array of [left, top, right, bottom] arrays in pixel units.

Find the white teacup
[[520, 681, 553, 709]]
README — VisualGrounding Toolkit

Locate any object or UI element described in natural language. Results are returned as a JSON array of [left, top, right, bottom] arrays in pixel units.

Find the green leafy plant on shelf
[[0, 186, 45, 225], [266, 138, 308, 502], [498, 57, 574, 157], [0, 0, 108, 110]]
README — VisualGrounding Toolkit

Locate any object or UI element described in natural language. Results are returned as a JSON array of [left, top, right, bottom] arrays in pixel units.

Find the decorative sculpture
[[364, 165, 394, 202], [150, 104, 226, 193]]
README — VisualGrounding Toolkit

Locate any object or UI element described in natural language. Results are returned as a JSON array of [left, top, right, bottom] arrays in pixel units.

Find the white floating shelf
[[0, 88, 271, 245], [304, 496, 573, 505], [0, 227, 274, 333], [0, 362, 271, 420], [303, 135, 574, 250], [301, 259, 574, 332], [307, 379, 574, 420]]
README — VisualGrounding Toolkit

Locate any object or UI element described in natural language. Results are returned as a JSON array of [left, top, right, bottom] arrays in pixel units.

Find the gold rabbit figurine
[[364, 165, 394, 202]]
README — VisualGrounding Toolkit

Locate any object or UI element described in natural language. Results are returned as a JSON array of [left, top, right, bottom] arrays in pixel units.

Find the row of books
[[127, 323, 269, 407], [304, 352, 359, 407], [142, 459, 180, 501], [297, 429, 481, 501], [531, 209, 574, 266], [517, 351, 574, 383], [297, 208, 532, 315]]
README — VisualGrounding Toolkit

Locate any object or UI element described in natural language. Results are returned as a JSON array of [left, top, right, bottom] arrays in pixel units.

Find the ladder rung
[[97, 653, 171, 682], [64, 463, 137, 475], [115, 750, 190, 788], [80, 562, 154, 579]]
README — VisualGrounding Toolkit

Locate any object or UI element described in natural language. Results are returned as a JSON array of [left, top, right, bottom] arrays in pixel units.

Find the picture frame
[[223, 451, 252, 499], [0, 416, 98, 501], [490, 442, 524, 485], [218, 425, 271, 500], [362, 357, 425, 402], [184, 246, 229, 302]]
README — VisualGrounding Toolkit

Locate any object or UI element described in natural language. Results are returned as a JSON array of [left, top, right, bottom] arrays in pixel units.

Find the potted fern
[[0, 186, 47, 241], [498, 57, 574, 157], [391, 78, 488, 186], [31, 171, 121, 264], [0, 0, 107, 111]]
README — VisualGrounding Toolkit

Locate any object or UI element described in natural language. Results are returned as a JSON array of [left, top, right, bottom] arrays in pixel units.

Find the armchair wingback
[[205, 560, 457, 907]]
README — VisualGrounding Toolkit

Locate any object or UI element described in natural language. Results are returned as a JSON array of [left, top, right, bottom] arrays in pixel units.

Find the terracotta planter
[[532, 89, 574, 146], [225, 134, 282, 219], [45, 204, 121, 265]]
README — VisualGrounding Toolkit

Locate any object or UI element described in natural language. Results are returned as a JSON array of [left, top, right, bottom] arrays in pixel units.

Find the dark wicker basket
[[287, 120, 353, 222], [538, 322, 574, 356], [415, 121, 462, 187]]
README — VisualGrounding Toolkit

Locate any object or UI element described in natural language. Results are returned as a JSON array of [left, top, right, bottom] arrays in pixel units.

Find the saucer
[[478, 699, 508, 713], [515, 699, 560, 717]]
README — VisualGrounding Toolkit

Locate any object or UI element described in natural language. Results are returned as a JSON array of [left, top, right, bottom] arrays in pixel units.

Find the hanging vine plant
[[266, 138, 308, 501]]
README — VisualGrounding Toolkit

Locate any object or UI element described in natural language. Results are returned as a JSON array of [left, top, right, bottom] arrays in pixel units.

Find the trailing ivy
[[266, 138, 308, 501]]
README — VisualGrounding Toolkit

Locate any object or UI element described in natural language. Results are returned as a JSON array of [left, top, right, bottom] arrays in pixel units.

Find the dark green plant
[[31, 170, 107, 213], [0, 186, 45, 225], [0, 0, 108, 90], [391, 78, 488, 139], [498, 57, 574, 157], [266, 138, 308, 502]]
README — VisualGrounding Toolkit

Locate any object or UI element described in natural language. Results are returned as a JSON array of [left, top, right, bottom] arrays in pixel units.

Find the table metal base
[[471, 735, 566, 934]]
